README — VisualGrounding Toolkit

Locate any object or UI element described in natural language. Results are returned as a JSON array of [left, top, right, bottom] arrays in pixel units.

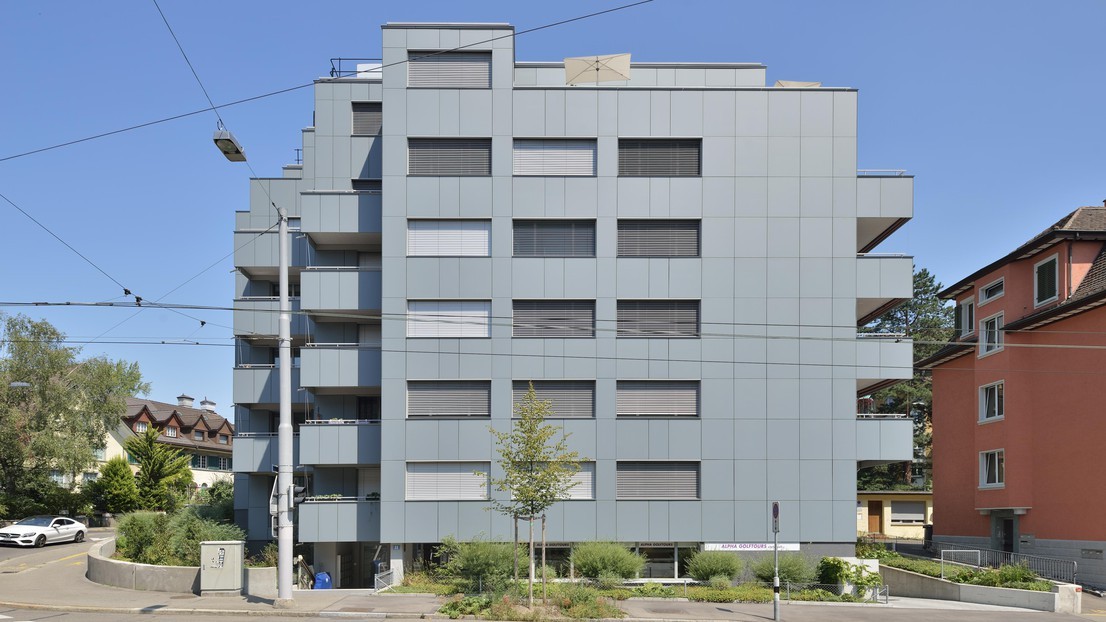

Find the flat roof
[[383, 22, 513, 29]]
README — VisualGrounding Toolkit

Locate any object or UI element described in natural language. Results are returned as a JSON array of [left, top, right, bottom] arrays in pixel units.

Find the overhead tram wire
[[0, 0, 654, 164]]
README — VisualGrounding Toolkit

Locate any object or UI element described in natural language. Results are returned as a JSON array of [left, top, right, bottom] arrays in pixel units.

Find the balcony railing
[[297, 499, 380, 542], [299, 420, 381, 465], [232, 432, 300, 473]]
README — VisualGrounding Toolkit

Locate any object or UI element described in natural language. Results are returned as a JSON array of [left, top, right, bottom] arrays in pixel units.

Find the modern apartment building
[[232, 22, 915, 588], [920, 205, 1106, 586]]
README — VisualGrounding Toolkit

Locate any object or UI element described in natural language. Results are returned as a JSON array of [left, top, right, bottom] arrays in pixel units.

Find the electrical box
[[200, 540, 244, 596]]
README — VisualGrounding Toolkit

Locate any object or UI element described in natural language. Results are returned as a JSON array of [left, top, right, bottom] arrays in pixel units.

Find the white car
[[0, 516, 87, 547]]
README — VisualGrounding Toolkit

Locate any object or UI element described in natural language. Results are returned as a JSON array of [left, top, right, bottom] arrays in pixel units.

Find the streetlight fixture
[[213, 122, 246, 162]]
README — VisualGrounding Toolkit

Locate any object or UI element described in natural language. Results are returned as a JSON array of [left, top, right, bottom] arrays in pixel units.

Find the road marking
[[53, 551, 87, 563]]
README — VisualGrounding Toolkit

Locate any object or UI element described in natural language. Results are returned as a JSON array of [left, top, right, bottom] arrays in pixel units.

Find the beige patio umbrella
[[564, 53, 631, 85]]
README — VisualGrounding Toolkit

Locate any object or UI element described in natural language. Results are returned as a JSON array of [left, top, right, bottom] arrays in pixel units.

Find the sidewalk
[[0, 537, 1086, 620]]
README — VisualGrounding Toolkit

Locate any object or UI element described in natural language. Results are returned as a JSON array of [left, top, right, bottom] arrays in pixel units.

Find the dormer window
[[1034, 255, 1059, 306], [194, 430, 205, 441], [135, 422, 148, 433], [219, 434, 229, 445], [166, 426, 178, 438]]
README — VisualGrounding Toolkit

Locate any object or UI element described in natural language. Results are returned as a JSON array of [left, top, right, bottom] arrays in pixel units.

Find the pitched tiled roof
[[1004, 245, 1106, 331], [1070, 246, 1106, 303], [123, 396, 234, 454]]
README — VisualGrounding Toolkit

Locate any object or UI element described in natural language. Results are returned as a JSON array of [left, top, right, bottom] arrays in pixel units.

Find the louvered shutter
[[617, 301, 700, 337], [618, 139, 701, 177], [351, 102, 382, 135], [953, 304, 962, 339], [1036, 258, 1058, 303], [616, 462, 700, 500], [405, 462, 489, 500], [352, 179, 382, 192], [408, 139, 492, 176], [565, 462, 595, 500], [617, 220, 700, 257], [407, 381, 491, 418], [407, 300, 491, 338], [512, 381, 595, 418], [616, 381, 699, 417], [407, 220, 491, 256], [513, 140, 597, 176], [512, 220, 596, 257], [408, 52, 492, 88], [512, 301, 595, 338]]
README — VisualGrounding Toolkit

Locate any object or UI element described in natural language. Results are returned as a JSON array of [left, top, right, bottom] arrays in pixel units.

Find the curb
[[0, 601, 434, 618]]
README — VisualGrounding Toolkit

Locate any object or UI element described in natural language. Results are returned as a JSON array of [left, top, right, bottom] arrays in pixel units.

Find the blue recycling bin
[[313, 571, 332, 589]]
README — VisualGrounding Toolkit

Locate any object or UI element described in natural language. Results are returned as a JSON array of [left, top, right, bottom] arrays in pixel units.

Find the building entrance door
[[1002, 519, 1015, 553], [868, 501, 883, 534]]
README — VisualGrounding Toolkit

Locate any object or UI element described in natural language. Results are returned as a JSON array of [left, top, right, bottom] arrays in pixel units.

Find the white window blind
[[616, 462, 700, 500], [616, 381, 699, 417], [890, 501, 926, 523], [408, 52, 492, 88], [565, 462, 595, 500], [407, 300, 491, 338], [407, 381, 491, 418], [513, 300, 595, 338], [513, 140, 597, 176], [512, 381, 595, 418], [513, 220, 596, 257], [407, 220, 491, 256], [618, 139, 701, 177], [352, 102, 382, 135], [617, 301, 700, 338], [408, 138, 492, 176], [617, 220, 701, 257], [405, 462, 489, 500]]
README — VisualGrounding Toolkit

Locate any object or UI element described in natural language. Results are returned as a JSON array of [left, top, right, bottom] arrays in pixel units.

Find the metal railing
[[857, 169, 908, 176], [330, 58, 383, 78], [855, 413, 909, 420], [302, 419, 380, 425], [928, 539, 1077, 584], [375, 567, 395, 592]]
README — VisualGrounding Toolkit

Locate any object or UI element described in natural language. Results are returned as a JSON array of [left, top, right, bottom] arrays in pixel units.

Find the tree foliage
[[125, 428, 193, 511], [859, 268, 954, 490], [88, 456, 140, 514], [0, 313, 148, 515]]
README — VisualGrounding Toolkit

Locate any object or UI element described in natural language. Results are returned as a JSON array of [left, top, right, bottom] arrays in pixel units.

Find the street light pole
[[276, 208, 294, 606]]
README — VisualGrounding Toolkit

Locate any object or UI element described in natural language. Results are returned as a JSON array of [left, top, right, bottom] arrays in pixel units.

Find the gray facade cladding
[[232, 21, 916, 585]]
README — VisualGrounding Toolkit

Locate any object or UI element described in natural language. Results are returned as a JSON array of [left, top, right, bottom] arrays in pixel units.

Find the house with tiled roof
[[918, 204, 1106, 586], [96, 394, 236, 491]]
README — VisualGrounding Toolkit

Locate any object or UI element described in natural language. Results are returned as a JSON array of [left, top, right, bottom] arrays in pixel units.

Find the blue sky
[[2, 1, 1104, 418]]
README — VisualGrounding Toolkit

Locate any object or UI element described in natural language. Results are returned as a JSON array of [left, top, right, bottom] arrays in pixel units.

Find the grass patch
[[882, 558, 1053, 591]]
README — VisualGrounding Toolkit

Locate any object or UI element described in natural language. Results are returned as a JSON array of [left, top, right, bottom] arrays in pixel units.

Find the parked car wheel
[[73, 531, 84, 544], [34, 535, 45, 548]]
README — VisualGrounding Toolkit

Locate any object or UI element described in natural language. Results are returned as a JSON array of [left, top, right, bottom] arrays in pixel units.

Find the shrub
[[817, 556, 852, 585], [165, 509, 244, 566], [596, 570, 624, 589], [570, 542, 645, 579], [687, 550, 743, 582], [881, 556, 942, 577], [115, 511, 172, 565], [855, 539, 900, 560], [246, 542, 278, 568], [115, 508, 243, 567], [394, 571, 463, 595], [686, 583, 773, 603], [791, 588, 840, 602], [436, 535, 516, 592], [631, 582, 676, 598], [751, 553, 813, 584], [439, 595, 491, 619], [997, 562, 1037, 584], [709, 575, 732, 589], [88, 456, 140, 514]]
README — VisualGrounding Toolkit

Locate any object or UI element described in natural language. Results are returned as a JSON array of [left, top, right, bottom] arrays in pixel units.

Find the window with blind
[[616, 462, 700, 500], [618, 139, 701, 177], [513, 140, 597, 176], [1035, 255, 1058, 306], [407, 220, 491, 256], [352, 179, 382, 192], [617, 220, 700, 257], [407, 300, 491, 338], [617, 301, 700, 338], [407, 381, 491, 418], [513, 220, 596, 257], [351, 102, 382, 136], [616, 381, 699, 417], [890, 501, 926, 524], [408, 52, 492, 88], [565, 462, 595, 500], [513, 300, 595, 338], [408, 138, 492, 176], [512, 381, 595, 418], [405, 462, 490, 500]]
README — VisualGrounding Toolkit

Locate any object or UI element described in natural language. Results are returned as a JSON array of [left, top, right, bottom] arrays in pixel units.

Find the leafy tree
[[859, 268, 954, 490], [125, 428, 193, 511], [88, 456, 140, 514], [0, 313, 147, 515], [487, 383, 582, 606]]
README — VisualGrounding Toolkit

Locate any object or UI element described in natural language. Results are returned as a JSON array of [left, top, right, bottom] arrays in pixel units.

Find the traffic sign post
[[772, 501, 780, 622]]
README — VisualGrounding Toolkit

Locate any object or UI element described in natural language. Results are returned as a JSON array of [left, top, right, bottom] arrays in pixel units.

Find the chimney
[[177, 394, 195, 408], [200, 397, 216, 412]]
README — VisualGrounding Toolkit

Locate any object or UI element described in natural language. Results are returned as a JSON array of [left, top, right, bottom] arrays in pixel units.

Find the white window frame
[[958, 297, 975, 337], [135, 421, 148, 433], [979, 312, 1004, 357], [406, 220, 491, 257], [978, 380, 1004, 423], [166, 426, 178, 438], [978, 277, 1005, 306], [194, 430, 205, 441], [979, 449, 1005, 489], [1034, 254, 1059, 307], [407, 300, 492, 338]]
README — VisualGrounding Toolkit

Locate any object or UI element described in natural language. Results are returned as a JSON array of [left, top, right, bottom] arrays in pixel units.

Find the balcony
[[300, 345, 382, 392], [233, 229, 309, 279], [856, 254, 914, 325], [855, 335, 913, 395], [233, 297, 306, 337], [856, 173, 913, 253], [233, 365, 309, 407], [300, 268, 382, 316], [232, 433, 300, 473], [300, 191, 382, 247], [297, 499, 380, 542], [299, 420, 381, 465], [855, 414, 913, 468]]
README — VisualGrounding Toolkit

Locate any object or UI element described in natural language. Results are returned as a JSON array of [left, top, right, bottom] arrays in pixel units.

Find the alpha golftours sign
[[704, 543, 800, 551]]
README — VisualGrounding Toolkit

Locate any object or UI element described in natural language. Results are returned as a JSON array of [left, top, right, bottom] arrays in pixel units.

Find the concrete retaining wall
[[880, 564, 1080, 614], [86, 539, 200, 594], [243, 567, 277, 597]]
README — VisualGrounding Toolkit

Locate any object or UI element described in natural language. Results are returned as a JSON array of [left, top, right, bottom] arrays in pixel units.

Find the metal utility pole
[[772, 501, 780, 622], [276, 208, 294, 606]]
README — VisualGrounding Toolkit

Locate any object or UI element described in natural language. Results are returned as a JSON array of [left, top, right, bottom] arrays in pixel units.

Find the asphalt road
[[0, 530, 109, 572]]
